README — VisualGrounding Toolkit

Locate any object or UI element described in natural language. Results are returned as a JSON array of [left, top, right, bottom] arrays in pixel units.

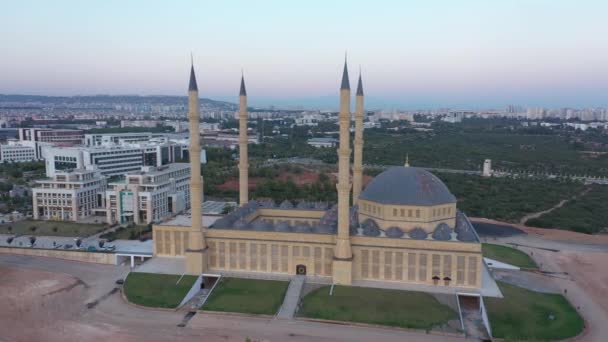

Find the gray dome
[[359, 166, 456, 206], [259, 200, 275, 208], [296, 201, 313, 209], [279, 200, 294, 209], [234, 219, 249, 229], [385, 226, 404, 238], [251, 220, 272, 231], [432, 223, 452, 241], [409, 227, 428, 240], [274, 221, 292, 232], [362, 219, 380, 237], [211, 217, 231, 229], [294, 222, 313, 233], [455, 211, 477, 242]]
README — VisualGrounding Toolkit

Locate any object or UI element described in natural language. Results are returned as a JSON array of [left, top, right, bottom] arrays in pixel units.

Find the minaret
[[333, 57, 353, 285], [238, 74, 249, 206], [352, 70, 364, 205], [185, 61, 208, 275]]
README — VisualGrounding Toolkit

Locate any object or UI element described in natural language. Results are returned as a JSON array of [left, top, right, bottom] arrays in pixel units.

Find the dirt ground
[[553, 251, 608, 314], [0, 256, 463, 342], [471, 217, 608, 244], [0, 266, 90, 341]]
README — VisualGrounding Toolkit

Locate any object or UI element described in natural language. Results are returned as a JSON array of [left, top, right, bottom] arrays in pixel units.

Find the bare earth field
[[0, 255, 462, 342]]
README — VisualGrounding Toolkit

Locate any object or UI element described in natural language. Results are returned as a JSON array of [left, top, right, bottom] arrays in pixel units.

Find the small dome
[[296, 201, 312, 209], [409, 227, 428, 240], [360, 166, 456, 206], [432, 223, 452, 241], [234, 219, 249, 229], [259, 200, 275, 208], [314, 202, 328, 210], [294, 222, 313, 233], [279, 200, 294, 209], [455, 211, 477, 242], [362, 219, 380, 237], [274, 221, 292, 232], [385, 226, 404, 238]]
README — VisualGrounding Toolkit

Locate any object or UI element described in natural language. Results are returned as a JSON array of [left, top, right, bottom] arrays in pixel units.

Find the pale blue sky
[[1, 0, 607, 109]]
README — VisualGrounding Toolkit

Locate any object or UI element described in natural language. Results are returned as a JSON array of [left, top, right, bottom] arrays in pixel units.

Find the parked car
[[63, 244, 73, 249], [115, 279, 124, 285]]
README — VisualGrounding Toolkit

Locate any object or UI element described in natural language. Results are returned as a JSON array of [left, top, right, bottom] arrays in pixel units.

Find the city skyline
[[1, 0, 607, 109]]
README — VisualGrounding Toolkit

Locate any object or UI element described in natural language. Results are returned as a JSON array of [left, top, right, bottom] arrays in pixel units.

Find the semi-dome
[[432, 223, 453, 241], [359, 166, 456, 206]]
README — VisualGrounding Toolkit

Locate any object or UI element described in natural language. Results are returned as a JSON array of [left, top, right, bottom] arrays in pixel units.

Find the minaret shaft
[[188, 87, 205, 250], [238, 91, 248, 206], [335, 70, 352, 261], [185, 64, 208, 275]]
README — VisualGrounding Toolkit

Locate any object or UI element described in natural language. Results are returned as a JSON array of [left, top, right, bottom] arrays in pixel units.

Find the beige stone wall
[[358, 200, 457, 232], [0, 247, 117, 264], [154, 224, 482, 289]]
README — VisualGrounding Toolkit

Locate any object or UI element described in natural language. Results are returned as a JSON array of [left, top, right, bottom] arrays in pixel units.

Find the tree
[[29, 236, 36, 246], [6, 237, 13, 244], [75, 238, 82, 248], [98, 240, 105, 248], [52, 226, 58, 233], [30, 226, 37, 233], [7, 226, 12, 233]]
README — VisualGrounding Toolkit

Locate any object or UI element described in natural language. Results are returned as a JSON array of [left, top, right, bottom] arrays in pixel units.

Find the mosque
[[152, 60, 484, 292]]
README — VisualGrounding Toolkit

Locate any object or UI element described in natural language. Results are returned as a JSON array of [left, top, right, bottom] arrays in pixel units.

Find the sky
[[1, 0, 607, 109]]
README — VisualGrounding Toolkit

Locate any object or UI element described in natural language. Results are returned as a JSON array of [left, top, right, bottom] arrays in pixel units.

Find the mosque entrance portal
[[296, 264, 307, 275]]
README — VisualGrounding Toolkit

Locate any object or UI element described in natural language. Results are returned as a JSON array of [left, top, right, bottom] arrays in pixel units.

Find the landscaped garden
[[0, 219, 107, 237], [202, 278, 289, 315], [123, 272, 197, 309], [482, 243, 538, 269], [299, 285, 457, 330], [485, 282, 584, 341]]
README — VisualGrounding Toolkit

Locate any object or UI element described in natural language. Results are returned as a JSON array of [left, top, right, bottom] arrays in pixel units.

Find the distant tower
[[483, 159, 492, 177], [238, 74, 249, 206], [333, 57, 353, 285], [185, 61, 208, 275], [352, 70, 364, 205]]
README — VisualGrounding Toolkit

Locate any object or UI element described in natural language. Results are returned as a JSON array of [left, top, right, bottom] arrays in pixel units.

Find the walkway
[[277, 275, 305, 319]]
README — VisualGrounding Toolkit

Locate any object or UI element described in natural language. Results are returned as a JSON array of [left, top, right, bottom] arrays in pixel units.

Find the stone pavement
[[277, 275, 305, 319]]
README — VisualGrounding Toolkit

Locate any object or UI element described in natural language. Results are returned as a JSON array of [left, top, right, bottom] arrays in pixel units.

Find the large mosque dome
[[359, 166, 456, 206]]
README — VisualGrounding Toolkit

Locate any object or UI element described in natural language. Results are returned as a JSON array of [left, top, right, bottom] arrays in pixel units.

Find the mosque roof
[[359, 166, 456, 206]]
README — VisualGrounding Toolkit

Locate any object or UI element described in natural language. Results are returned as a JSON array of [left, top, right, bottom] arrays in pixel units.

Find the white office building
[[32, 169, 106, 221], [0, 140, 37, 163], [105, 163, 191, 225]]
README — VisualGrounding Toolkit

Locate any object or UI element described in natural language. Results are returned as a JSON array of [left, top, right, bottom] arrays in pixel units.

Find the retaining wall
[[0, 246, 117, 264]]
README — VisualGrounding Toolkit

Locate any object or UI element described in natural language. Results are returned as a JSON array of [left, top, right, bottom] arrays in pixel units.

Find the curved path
[[519, 186, 591, 225]]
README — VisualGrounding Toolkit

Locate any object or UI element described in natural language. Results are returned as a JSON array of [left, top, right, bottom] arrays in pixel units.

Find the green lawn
[[482, 243, 538, 269], [0, 219, 107, 237], [299, 286, 457, 330], [202, 278, 289, 315], [99, 225, 151, 241], [123, 272, 197, 309], [485, 282, 584, 341]]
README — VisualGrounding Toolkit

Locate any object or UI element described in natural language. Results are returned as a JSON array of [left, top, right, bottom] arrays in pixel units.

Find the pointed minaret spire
[[341, 54, 350, 90], [188, 58, 198, 92], [352, 67, 364, 205], [239, 72, 247, 96], [356, 68, 364, 96]]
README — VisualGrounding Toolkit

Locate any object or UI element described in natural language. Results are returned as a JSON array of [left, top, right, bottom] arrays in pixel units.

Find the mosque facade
[[153, 60, 483, 291]]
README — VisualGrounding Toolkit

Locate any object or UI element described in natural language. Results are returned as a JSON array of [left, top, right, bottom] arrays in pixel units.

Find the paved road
[[0, 254, 465, 342]]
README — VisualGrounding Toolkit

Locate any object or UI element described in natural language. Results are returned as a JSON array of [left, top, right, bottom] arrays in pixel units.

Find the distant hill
[[0, 94, 237, 111]]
